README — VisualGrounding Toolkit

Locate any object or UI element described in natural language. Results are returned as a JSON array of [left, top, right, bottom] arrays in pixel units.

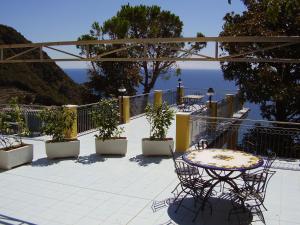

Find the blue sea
[[64, 68, 263, 120]]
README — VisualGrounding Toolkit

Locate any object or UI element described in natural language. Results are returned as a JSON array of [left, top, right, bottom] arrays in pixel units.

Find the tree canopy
[[220, 0, 300, 122], [78, 4, 205, 96]]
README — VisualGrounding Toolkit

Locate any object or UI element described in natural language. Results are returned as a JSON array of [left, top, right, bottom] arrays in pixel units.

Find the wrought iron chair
[[242, 150, 277, 184], [169, 146, 200, 201], [194, 139, 208, 150], [173, 160, 214, 221], [228, 170, 276, 224]]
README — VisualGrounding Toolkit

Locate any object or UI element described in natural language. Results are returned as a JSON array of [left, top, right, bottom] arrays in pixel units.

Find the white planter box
[[45, 140, 80, 159], [142, 138, 174, 156], [95, 138, 127, 155], [0, 144, 33, 170]]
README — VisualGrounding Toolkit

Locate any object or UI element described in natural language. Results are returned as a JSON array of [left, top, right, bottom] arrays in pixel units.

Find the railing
[[162, 89, 177, 106], [129, 92, 154, 118], [190, 116, 300, 159], [0, 105, 49, 136], [76, 102, 99, 134]]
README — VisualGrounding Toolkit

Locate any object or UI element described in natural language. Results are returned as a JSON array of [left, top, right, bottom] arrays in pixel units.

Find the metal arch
[[0, 36, 299, 64]]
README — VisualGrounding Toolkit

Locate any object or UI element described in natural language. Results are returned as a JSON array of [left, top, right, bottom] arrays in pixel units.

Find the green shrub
[[145, 102, 174, 140], [92, 98, 124, 141], [0, 97, 28, 149], [39, 107, 76, 142]]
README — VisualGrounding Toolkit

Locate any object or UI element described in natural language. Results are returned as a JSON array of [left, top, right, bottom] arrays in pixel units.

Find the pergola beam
[[1, 57, 298, 64], [0, 36, 299, 49], [0, 36, 299, 64]]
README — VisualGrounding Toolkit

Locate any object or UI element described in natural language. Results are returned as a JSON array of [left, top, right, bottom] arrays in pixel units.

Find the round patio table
[[182, 148, 263, 208]]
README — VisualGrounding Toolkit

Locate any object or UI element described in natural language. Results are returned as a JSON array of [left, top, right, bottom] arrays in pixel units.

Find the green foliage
[[78, 4, 206, 95], [220, 0, 300, 122], [39, 107, 76, 142], [92, 99, 124, 141], [0, 97, 29, 149], [145, 103, 174, 140]]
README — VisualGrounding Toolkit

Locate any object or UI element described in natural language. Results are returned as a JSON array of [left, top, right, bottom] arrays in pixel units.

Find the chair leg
[[175, 192, 188, 213]]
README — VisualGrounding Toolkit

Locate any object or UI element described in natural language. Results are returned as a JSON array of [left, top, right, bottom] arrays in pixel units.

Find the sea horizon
[[63, 68, 263, 120]]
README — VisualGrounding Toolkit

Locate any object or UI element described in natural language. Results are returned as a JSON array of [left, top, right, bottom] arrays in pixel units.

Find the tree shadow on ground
[[31, 157, 75, 167], [152, 196, 253, 225], [76, 153, 106, 165], [129, 154, 171, 167]]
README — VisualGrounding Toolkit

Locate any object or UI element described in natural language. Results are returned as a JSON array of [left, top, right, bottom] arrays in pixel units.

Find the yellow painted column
[[226, 94, 234, 118], [64, 105, 77, 140], [207, 101, 217, 132], [177, 86, 184, 105], [154, 90, 163, 107], [176, 112, 191, 152], [122, 96, 130, 123]]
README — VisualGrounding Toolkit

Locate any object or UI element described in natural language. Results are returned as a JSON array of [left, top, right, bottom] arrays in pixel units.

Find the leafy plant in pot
[[92, 98, 127, 155], [39, 106, 79, 159], [142, 102, 175, 156], [0, 98, 33, 170]]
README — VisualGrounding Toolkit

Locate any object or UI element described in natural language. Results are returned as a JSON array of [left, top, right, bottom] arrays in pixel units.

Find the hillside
[[0, 24, 83, 105]]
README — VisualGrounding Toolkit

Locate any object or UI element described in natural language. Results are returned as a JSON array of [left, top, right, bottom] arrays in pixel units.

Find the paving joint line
[[2, 172, 153, 201]]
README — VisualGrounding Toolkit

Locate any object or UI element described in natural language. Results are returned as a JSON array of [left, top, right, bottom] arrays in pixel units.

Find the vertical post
[[215, 42, 219, 59], [154, 90, 163, 107], [122, 96, 130, 123], [64, 105, 78, 139], [40, 46, 43, 61], [177, 86, 184, 105], [0, 48, 3, 61], [226, 94, 234, 118], [207, 101, 217, 132], [176, 112, 191, 152]]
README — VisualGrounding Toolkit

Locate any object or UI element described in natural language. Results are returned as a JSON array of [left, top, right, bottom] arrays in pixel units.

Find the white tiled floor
[[0, 116, 299, 225]]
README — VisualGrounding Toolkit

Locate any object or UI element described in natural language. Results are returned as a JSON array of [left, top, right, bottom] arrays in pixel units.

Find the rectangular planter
[[95, 138, 127, 155], [0, 144, 33, 170], [142, 138, 174, 156], [45, 140, 80, 159]]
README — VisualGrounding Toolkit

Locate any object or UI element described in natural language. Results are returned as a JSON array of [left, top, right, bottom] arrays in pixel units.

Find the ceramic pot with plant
[[142, 102, 175, 156], [92, 99, 127, 155], [39, 106, 79, 159], [0, 98, 33, 170]]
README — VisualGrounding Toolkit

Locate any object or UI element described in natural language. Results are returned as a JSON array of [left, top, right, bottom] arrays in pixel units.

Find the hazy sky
[[0, 0, 245, 69]]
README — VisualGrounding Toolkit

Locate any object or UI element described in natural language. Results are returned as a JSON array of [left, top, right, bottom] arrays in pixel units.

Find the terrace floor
[[0, 116, 300, 225]]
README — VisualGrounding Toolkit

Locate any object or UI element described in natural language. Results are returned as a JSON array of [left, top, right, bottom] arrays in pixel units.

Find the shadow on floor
[[153, 197, 253, 225], [129, 154, 171, 167], [0, 213, 37, 225], [31, 157, 74, 167], [76, 153, 106, 165]]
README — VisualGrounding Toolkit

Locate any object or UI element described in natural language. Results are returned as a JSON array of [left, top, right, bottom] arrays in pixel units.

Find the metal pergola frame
[[0, 36, 299, 64]]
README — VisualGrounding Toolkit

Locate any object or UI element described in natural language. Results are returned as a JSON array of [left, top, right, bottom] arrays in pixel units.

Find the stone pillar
[[176, 112, 191, 152], [64, 105, 78, 139], [226, 94, 234, 118], [207, 101, 217, 132], [177, 86, 184, 105], [120, 96, 130, 124], [154, 90, 163, 107]]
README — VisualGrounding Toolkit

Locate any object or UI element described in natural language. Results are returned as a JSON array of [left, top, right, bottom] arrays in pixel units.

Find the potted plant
[[0, 98, 33, 170], [39, 106, 79, 159], [92, 98, 127, 155], [142, 102, 175, 156]]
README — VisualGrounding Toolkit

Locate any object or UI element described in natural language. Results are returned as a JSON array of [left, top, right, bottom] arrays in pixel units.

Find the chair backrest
[[169, 145, 177, 165], [245, 170, 276, 203], [174, 160, 200, 187], [263, 150, 277, 172]]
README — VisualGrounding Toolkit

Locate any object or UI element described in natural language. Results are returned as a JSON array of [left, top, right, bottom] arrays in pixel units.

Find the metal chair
[[169, 146, 200, 202], [174, 160, 214, 221], [242, 150, 277, 184], [229, 170, 276, 224]]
